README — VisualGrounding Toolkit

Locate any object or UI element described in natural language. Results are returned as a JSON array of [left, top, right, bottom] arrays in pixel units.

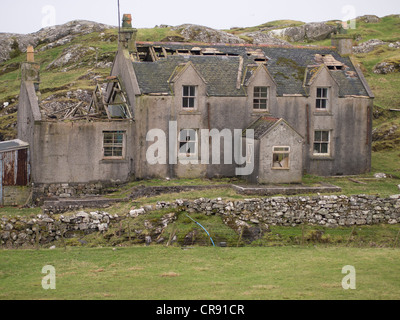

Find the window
[[183, 86, 196, 109], [253, 87, 268, 110], [179, 129, 197, 156], [316, 88, 329, 109], [272, 146, 290, 169], [313, 130, 330, 155], [103, 131, 125, 159]]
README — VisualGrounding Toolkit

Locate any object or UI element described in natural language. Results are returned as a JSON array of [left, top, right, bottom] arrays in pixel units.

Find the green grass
[[0, 246, 399, 300]]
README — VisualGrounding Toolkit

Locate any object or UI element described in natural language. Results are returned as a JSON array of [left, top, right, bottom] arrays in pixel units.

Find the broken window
[[313, 130, 330, 155], [253, 87, 268, 110], [272, 146, 290, 169], [179, 129, 197, 156], [103, 131, 125, 159], [183, 86, 196, 109], [316, 88, 329, 109]]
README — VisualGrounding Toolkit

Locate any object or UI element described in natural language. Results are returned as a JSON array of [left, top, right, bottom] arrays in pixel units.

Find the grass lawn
[[0, 246, 399, 300]]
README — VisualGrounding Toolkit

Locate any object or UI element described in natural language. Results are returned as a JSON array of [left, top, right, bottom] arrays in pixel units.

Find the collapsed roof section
[[41, 76, 132, 121], [131, 42, 372, 98]]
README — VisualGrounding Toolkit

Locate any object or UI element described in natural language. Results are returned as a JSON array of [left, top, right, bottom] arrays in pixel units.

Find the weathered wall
[[31, 121, 134, 184]]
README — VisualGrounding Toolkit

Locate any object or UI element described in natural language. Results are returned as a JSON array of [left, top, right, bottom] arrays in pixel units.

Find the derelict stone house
[[17, 14, 374, 194]]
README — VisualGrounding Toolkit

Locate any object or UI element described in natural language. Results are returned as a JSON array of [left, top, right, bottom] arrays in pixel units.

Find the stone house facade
[[17, 15, 374, 193]]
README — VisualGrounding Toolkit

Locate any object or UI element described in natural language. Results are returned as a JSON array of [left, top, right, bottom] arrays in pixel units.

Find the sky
[[0, 0, 399, 34]]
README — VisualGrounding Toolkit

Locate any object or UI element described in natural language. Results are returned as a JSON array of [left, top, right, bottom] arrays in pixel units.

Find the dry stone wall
[[1, 194, 399, 248]]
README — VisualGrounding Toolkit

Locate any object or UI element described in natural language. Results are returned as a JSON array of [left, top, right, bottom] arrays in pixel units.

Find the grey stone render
[[17, 17, 374, 188]]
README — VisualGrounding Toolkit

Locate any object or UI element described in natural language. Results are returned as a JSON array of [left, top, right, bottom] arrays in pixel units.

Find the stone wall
[[1, 194, 399, 248]]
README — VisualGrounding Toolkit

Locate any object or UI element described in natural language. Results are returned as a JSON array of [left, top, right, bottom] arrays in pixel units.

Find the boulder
[[268, 22, 339, 42], [373, 59, 400, 74], [172, 24, 245, 44]]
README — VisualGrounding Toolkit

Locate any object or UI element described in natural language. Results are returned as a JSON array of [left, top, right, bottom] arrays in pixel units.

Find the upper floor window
[[183, 86, 196, 109], [316, 88, 329, 109], [253, 87, 268, 110], [103, 131, 125, 159]]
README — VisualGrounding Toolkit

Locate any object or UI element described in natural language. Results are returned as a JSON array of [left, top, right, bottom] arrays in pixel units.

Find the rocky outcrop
[[353, 39, 387, 53], [357, 15, 381, 23], [241, 31, 292, 46], [172, 24, 245, 44], [373, 59, 400, 74], [0, 20, 116, 62], [267, 22, 340, 42]]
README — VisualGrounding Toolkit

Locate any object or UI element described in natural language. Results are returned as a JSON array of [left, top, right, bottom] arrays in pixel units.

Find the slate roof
[[132, 42, 371, 98], [243, 116, 281, 139], [243, 116, 304, 140]]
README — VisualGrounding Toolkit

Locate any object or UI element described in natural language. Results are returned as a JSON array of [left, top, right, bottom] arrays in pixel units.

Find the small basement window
[[272, 146, 290, 169], [103, 131, 125, 159]]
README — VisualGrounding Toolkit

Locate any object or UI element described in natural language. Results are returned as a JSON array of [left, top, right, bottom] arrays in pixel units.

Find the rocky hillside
[[0, 15, 399, 153]]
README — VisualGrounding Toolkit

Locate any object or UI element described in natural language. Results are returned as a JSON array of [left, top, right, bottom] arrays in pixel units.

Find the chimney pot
[[27, 45, 35, 62]]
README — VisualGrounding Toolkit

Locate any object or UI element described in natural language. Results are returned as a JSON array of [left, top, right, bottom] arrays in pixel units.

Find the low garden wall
[[1, 194, 399, 248]]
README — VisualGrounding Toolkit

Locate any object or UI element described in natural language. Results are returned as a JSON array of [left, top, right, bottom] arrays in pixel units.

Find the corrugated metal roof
[[0, 139, 29, 153]]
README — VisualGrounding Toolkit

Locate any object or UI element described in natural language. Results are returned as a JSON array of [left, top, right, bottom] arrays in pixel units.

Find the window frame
[[272, 146, 290, 170], [313, 130, 330, 156], [182, 85, 196, 109], [316, 87, 329, 110], [253, 86, 269, 111], [103, 130, 126, 160], [178, 129, 198, 158]]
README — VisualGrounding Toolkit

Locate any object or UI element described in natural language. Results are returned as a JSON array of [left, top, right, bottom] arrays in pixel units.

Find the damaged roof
[[132, 42, 371, 98]]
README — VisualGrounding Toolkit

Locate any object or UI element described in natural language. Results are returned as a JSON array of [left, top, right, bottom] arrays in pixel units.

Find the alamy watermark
[[42, 265, 56, 290], [41, 5, 56, 29], [341, 5, 357, 30], [146, 121, 255, 176], [342, 265, 356, 290]]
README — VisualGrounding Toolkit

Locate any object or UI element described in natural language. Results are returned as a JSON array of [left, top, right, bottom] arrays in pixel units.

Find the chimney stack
[[21, 45, 40, 92], [119, 13, 137, 53], [331, 35, 354, 56], [27, 45, 35, 62]]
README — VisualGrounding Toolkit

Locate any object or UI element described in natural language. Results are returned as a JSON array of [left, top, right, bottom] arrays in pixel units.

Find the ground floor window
[[272, 146, 290, 169], [103, 131, 125, 159], [313, 130, 330, 155], [179, 129, 197, 157]]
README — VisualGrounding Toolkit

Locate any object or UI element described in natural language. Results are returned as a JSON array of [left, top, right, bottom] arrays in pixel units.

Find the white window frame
[[272, 146, 290, 169], [316, 87, 329, 110], [103, 131, 126, 160], [313, 130, 330, 156], [182, 85, 196, 109], [178, 129, 198, 158], [253, 86, 269, 111]]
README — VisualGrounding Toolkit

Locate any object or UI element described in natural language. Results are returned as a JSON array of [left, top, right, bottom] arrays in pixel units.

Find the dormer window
[[183, 85, 196, 109], [316, 87, 329, 109], [253, 87, 269, 110]]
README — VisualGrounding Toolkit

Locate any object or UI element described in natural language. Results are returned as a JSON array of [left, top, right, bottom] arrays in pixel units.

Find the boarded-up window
[[103, 131, 125, 159], [272, 146, 290, 169]]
